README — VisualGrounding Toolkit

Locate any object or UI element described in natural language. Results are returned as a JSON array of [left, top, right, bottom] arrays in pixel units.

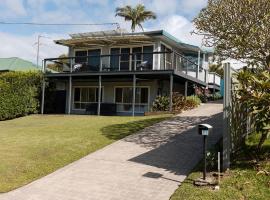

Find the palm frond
[[115, 4, 157, 32]]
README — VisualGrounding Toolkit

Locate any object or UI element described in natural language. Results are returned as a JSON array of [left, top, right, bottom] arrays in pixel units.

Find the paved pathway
[[0, 102, 223, 200]]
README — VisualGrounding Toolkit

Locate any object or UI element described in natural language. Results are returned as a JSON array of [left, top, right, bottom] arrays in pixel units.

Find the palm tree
[[115, 4, 157, 32]]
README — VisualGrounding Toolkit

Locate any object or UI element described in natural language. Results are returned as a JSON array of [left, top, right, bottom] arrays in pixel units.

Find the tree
[[193, 0, 270, 151], [47, 54, 68, 72], [209, 63, 223, 78], [236, 69, 270, 151], [193, 0, 270, 70], [115, 4, 156, 32]]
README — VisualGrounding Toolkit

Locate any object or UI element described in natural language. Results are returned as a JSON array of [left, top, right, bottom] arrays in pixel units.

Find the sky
[[0, 0, 209, 64]]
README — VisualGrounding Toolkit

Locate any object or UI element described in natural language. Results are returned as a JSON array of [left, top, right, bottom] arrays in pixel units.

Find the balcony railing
[[208, 72, 221, 86], [44, 51, 207, 82]]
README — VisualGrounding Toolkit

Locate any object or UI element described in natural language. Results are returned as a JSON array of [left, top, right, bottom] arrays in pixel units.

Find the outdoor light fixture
[[198, 124, 213, 180]]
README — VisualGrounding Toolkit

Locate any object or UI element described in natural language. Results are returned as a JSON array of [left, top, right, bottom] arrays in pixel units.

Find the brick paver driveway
[[0, 102, 223, 200]]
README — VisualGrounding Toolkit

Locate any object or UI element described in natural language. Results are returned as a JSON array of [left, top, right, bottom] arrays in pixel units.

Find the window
[[115, 87, 149, 112], [120, 48, 130, 70], [75, 51, 87, 63], [132, 47, 142, 69], [74, 49, 101, 71], [110, 48, 120, 70], [161, 44, 172, 69], [110, 46, 154, 71], [88, 49, 101, 70], [143, 46, 153, 69], [73, 87, 103, 109]]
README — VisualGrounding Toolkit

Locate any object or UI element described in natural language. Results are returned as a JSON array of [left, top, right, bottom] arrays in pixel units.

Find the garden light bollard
[[198, 124, 213, 180]]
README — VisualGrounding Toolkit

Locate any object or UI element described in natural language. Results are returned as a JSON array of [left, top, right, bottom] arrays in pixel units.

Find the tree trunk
[[266, 55, 270, 70], [257, 131, 269, 151]]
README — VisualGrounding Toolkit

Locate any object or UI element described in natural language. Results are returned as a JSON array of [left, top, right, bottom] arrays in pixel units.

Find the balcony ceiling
[[55, 35, 155, 48]]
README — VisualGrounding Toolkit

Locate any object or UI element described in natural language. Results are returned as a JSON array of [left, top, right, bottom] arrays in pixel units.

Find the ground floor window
[[115, 87, 149, 113], [73, 87, 103, 109]]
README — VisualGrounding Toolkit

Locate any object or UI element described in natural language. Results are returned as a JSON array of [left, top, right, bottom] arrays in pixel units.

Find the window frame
[[113, 86, 150, 113], [109, 45, 154, 71], [74, 48, 103, 66], [72, 86, 104, 110]]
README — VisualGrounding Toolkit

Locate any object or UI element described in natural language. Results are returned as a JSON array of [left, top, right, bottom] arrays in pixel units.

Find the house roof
[[0, 57, 40, 72], [55, 29, 208, 53]]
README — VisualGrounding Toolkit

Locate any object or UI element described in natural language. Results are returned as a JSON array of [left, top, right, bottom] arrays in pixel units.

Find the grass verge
[[0, 114, 170, 192]]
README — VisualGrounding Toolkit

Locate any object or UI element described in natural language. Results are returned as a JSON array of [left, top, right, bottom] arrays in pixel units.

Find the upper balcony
[[208, 72, 221, 86], [44, 51, 208, 83]]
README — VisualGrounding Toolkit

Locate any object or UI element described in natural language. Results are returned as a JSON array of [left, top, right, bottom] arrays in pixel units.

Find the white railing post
[[223, 62, 232, 171]]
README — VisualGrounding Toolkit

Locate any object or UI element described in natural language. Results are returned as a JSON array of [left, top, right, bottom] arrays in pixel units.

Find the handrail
[[209, 72, 221, 77], [44, 50, 199, 68], [44, 51, 173, 61], [173, 51, 199, 67]]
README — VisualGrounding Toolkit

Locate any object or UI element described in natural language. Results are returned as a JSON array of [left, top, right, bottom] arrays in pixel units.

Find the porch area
[[42, 72, 201, 116]]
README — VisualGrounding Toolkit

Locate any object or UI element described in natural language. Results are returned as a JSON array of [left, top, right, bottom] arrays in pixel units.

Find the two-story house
[[42, 29, 218, 116]]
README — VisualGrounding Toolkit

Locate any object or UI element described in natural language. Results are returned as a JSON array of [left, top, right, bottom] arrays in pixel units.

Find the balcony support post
[[68, 75, 72, 115], [67, 57, 73, 115], [169, 74, 173, 112], [186, 59, 188, 74], [132, 74, 136, 116], [41, 60, 46, 114], [97, 75, 102, 116], [197, 50, 201, 78], [185, 81, 188, 97]]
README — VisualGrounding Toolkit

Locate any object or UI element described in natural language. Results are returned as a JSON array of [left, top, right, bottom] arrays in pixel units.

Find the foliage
[[209, 64, 224, 78], [185, 95, 202, 108], [235, 69, 270, 150], [209, 92, 222, 101], [0, 71, 42, 120], [46, 54, 69, 72], [152, 95, 170, 111], [194, 0, 270, 69], [194, 86, 210, 103], [152, 93, 201, 112], [171, 136, 270, 200], [115, 4, 156, 32]]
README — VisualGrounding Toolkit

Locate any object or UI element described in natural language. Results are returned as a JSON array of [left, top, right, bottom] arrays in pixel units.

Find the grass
[[170, 134, 270, 200], [0, 114, 170, 193]]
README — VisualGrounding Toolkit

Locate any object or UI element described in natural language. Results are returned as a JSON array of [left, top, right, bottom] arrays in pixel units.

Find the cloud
[[0, 32, 67, 65], [0, 0, 209, 63], [150, 15, 204, 47], [85, 0, 110, 6], [179, 0, 207, 15], [0, 0, 26, 17], [151, 0, 178, 15]]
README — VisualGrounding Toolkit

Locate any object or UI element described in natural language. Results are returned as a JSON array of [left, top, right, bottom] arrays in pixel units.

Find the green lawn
[[171, 135, 270, 200], [0, 114, 170, 193]]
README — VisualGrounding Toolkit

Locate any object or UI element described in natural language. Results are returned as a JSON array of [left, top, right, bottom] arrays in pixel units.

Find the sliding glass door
[[88, 49, 101, 71], [115, 87, 149, 113], [110, 46, 153, 71]]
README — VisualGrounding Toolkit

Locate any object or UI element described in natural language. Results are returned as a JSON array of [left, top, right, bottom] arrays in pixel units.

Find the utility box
[[198, 124, 213, 136]]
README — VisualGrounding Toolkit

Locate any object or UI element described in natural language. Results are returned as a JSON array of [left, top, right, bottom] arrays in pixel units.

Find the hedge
[[0, 71, 42, 120]]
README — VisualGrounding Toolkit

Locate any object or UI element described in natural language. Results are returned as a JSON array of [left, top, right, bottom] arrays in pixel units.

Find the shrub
[[152, 95, 170, 111], [194, 86, 210, 103], [186, 95, 202, 108], [172, 93, 186, 112], [209, 92, 222, 101], [0, 71, 42, 120], [152, 93, 201, 113]]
